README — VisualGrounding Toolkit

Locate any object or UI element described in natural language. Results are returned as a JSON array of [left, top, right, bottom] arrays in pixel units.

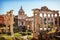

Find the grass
[[0, 32, 33, 40], [0, 34, 12, 40]]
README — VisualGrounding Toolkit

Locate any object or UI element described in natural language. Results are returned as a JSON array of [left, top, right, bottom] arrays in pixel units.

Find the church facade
[[14, 6, 34, 31]]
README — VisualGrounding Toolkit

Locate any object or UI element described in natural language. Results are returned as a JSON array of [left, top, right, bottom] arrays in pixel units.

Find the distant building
[[14, 6, 60, 31], [14, 6, 33, 31], [0, 15, 4, 25], [0, 10, 14, 34]]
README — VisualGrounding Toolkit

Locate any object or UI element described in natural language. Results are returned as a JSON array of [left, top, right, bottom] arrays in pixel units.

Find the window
[[22, 22, 23, 25]]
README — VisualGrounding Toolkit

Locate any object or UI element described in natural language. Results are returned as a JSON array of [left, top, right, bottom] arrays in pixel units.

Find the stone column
[[32, 21, 34, 31], [40, 17, 42, 28], [50, 14, 52, 28], [5, 13, 8, 33], [30, 21, 32, 30], [39, 15, 41, 28], [24, 21, 25, 26], [46, 14, 48, 29], [0, 28, 1, 33], [9, 10, 14, 37], [51, 14, 53, 28], [32, 9, 40, 39], [57, 13, 59, 28], [53, 13, 55, 27], [42, 13, 44, 30]]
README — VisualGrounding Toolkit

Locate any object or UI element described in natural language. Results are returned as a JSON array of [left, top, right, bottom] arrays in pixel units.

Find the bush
[[27, 32, 31, 35], [13, 27, 20, 33], [15, 37, 24, 40], [14, 33, 23, 40], [14, 33, 21, 37], [0, 36, 12, 40], [21, 32, 27, 36], [27, 35, 33, 40]]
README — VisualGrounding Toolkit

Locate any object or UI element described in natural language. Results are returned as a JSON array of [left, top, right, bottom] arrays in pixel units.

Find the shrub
[[27, 35, 33, 40], [0, 36, 12, 40], [6, 37, 12, 40], [14, 33, 21, 37], [27, 32, 31, 35], [13, 27, 20, 33], [14, 33, 23, 40], [21, 32, 27, 36], [15, 37, 23, 40]]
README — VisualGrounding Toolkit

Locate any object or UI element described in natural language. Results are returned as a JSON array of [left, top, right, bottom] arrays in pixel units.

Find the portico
[[32, 6, 59, 39]]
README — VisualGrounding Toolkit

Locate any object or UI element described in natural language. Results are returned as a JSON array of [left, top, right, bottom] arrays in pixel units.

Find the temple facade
[[14, 6, 60, 32]]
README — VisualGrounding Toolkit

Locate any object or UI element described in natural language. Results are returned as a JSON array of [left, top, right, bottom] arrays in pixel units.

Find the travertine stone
[[32, 9, 40, 39], [53, 13, 55, 27], [46, 14, 48, 29], [9, 10, 14, 37], [57, 13, 59, 27], [42, 13, 44, 30], [50, 14, 52, 28], [5, 14, 8, 33]]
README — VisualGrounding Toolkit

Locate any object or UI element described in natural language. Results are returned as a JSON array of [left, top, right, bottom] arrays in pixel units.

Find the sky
[[0, 0, 60, 17]]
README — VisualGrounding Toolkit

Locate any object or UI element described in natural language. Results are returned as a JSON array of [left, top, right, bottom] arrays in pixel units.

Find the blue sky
[[0, 0, 60, 17]]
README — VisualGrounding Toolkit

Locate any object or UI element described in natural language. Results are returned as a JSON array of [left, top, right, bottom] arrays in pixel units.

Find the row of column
[[32, 9, 59, 39], [40, 13, 59, 30]]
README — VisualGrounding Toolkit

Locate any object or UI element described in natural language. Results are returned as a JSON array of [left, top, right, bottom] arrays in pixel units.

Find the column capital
[[32, 9, 40, 14]]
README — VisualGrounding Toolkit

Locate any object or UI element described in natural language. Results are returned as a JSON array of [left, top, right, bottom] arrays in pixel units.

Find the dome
[[18, 6, 24, 15]]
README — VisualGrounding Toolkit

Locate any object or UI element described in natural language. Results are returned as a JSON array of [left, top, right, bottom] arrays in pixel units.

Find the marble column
[[50, 14, 52, 28], [53, 14, 55, 27], [9, 10, 14, 37], [42, 13, 44, 30], [46, 14, 48, 29], [5, 13, 8, 33], [32, 9, 40, 39], [51, 14, 53, 28], [57, 13, 59, 27], [39, 15, 41, 28], [0, 28, 1, 33], [32, 21, 34, 31]]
